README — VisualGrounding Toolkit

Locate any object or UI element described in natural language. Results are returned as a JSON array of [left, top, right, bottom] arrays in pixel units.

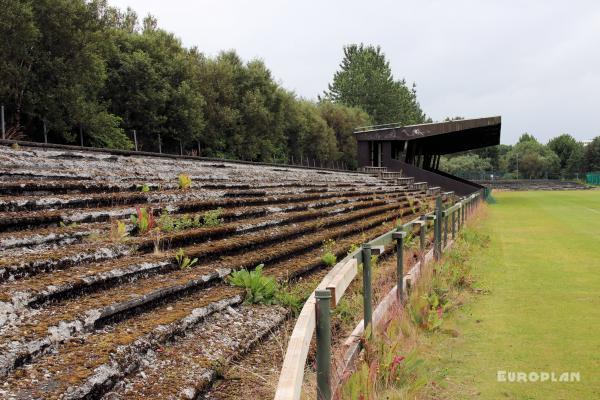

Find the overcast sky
[[108, 0, 600, 144]]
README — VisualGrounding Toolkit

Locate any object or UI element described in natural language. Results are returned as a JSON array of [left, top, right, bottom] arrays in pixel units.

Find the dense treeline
[[0, 0, 427, 169], [441, 133, 600, 179]]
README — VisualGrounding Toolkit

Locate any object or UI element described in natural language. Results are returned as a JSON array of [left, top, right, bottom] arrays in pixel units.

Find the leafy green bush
[[322, 252, 337, 267], [178, 174, 192, 190], [159, 211, 202, 233], [130, 207, 156, 234], [321, 238, 337, 266], [228, 264, 278, 305], [110, 220, 128, 241], [203, 208, 223, 227], [175, 248, 198, 269]]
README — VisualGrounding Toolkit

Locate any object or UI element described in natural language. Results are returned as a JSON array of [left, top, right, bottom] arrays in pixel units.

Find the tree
[[104, 22, 205, 151], [502, 134, 560, 178], [439, 154, 492, 178], [317, 101, 371, 169], [323, 44, 426, 125], [584, 137, 600, 172], [547, 134, 585, 176], [0, 0, 131, 148]]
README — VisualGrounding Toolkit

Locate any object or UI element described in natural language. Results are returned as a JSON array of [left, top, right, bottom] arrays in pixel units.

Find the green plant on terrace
[[403, 231, 417, 250], [347, 243, 360, 256], [159, 211, 202, 233], [175, 248, 198, 269], [407, 197, 417, 214], [59, 221, 79, 229], [321, 238, 337, 267], [228, 264, 278, 305], [109, 220, 128, 241], [202, 208, 223, 227], [130, 207, 156, 234], [140, 183, 151, 193], [178, 173, 192, 190]]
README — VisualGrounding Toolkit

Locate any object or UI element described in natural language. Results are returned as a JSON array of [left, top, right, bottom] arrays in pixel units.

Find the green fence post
[[315, 290, 332, 400], [392, 231, 406, 302], [419, 216, 427, 253], [443, 211, 448, 248], [362, 244, 373, 332], [434, 196, 442, 260], [452, 209, 456, 239]]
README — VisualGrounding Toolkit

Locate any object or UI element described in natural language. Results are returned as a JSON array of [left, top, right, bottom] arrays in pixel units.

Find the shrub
[[347, 243, 360, 256], [110, 220, 128, 241], [321, 238, 337, 267], [130, 207, 156, 234], [228, 264, 278, 305], [175, 248, 198, 269], [203, 208, 223, 227], [403, 231, 417, 250], [159, 211, 202, 233], [178, 174, 192, 190], [275, 291, 303, 314], [322, 252, 337, 267]]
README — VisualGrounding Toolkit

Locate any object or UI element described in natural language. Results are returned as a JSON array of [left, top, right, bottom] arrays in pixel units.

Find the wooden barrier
[[274, 191, 483, 400]]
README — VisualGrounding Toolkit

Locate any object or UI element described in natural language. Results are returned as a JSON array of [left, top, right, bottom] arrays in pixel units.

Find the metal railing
[[274, 191, 483, 400]]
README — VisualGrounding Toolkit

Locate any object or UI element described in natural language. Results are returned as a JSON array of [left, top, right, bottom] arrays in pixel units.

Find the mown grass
[[418, 191, 600, 399]]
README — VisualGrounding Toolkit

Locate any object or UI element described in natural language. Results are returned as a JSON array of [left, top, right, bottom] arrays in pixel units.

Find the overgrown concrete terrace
[[0, 144, 446, 399]]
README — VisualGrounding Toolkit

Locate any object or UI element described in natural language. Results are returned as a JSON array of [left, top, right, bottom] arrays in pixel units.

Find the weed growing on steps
[[175, 248, 198, 269], [58, 221, 79, 229], [158, 211, 202, 232], [228, 264, 278, 305], [347, 243, 360, 256], [178, 173, 192, 190], [321, 238, 337, 267], [228, 264, 305, 314], [202, 208, 223, 227], [140, 183, 151, 193], [130, 207, 156, 234], [109, 220, 128, 241], [403, 231, 417, 250]]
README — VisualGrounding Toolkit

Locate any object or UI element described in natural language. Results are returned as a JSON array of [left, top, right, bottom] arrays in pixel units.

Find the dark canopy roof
[[354, 116, 501, 155]]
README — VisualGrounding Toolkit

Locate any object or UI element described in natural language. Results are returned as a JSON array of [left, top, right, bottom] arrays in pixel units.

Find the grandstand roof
[[354, 116, 501, 154]]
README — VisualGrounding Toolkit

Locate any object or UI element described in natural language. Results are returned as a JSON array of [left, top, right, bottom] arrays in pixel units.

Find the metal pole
[[197, 140, 201, 156], [1, 105, 5, 139], [315, 290, 332, 400], [443, 212, 448, 247], [434, 196, 442, 260], [43, 120, 48, 144], [392, 231, 406, 302], [179, 140, 183, 156], [452, 210, 456, 239], [362, 244, 373, 332], [79, 126, 84, 147], [133, 130, 138, 151], [158, 134, 162, 153], [419, 217, 427, 253]]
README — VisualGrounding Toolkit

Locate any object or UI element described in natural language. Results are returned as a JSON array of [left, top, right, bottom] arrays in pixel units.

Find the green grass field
[[428, 190, 600, 399]]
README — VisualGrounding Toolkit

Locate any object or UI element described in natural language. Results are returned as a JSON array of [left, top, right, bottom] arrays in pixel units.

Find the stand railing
[[274, 191, 483, 400]]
